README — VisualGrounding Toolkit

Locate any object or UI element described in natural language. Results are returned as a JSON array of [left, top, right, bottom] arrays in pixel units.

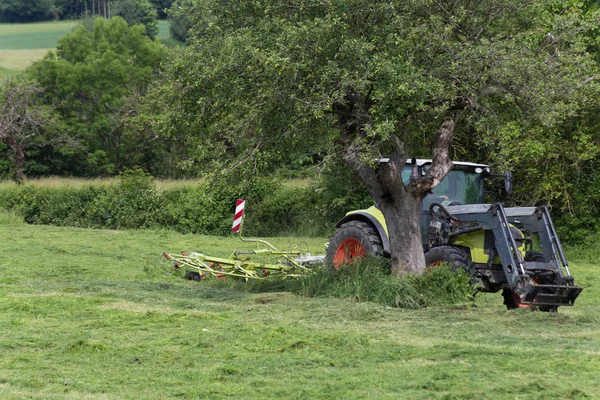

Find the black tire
[[184, 271, 201, 281], [325, 221, 384, 267], [424, 246, 471, 273], [502, 288, 520, 310]]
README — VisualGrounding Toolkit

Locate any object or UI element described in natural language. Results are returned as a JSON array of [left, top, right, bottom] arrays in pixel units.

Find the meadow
[[1, 212, 599, 399], [0, 20, 171, 81]]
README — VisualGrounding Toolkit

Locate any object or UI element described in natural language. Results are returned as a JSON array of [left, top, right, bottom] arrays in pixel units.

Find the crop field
[[1, 212, 599, 399], [0, 20, 171, 81]]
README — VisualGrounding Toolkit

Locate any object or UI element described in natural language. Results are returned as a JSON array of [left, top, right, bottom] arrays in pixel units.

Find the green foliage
[[296, 258, 474, 309], [148, 0, 172, 19], [311, 156, 372, 226], [0, 173, 351, 236], [26, 17, 164, 176], [157, 0, 598, 178], [0, 172, 303, 235], [244, 185, 323, 237], [167, 0, 191, 42], [0, 0, 54, 23], [112, 0, 159, 39]]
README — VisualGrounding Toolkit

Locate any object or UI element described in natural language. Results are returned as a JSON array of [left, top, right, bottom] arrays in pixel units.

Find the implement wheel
[[326, 221, 383, 268], [184, 271, 202, 281]]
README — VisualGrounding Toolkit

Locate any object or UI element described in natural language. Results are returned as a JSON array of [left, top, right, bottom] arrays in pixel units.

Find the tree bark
[[379, 191, 426, 275], [5, 138, 25, 185], [13, 145, 25, 185]]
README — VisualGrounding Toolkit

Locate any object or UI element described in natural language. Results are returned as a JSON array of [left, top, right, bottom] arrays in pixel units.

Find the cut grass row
[[0, 213, 598, 399]]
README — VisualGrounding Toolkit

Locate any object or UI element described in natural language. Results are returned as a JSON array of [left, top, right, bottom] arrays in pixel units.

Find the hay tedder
[[162, 200, 325, 281]]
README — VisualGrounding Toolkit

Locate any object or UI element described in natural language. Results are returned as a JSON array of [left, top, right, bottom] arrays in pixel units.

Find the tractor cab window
[[430, 169, 483, 205], [401, 164, 484, 206]]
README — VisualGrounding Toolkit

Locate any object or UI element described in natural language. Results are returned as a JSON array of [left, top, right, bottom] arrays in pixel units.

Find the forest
[[2, 0, 600, 244]]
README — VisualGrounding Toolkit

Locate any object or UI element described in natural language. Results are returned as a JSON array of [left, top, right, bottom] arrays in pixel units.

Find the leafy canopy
[[158, 0, 597, 173]]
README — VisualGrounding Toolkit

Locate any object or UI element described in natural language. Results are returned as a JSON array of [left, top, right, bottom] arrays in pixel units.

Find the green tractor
[[326, 159, 583, 311]]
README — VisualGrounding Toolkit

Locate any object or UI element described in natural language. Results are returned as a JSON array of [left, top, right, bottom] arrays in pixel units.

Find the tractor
[[326, 159, 583, 311]]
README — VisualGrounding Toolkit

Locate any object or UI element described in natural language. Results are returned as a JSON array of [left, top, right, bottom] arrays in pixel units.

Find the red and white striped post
[[231, 199, 245, 233]]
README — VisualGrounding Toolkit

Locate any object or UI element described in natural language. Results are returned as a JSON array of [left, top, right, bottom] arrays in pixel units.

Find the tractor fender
[[336, 212, 390, 255]]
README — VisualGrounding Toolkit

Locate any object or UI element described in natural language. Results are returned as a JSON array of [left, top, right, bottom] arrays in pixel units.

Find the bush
[[0, 171, 299, 236], [244, 186, 324, 237]]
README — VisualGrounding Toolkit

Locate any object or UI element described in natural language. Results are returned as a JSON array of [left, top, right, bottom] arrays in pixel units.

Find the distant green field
[[157, 20, 170, 40], [0, 21, 77, 49]]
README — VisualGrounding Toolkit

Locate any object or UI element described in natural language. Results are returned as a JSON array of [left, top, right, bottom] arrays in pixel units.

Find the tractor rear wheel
[[425, 246, 471, 273], [326, 221, 383, 268]]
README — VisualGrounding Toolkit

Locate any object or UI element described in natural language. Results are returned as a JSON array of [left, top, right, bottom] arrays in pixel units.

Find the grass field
[[1, 212, 599, 399], [0, 20, 171, 81], [0, 176, 310, 190]]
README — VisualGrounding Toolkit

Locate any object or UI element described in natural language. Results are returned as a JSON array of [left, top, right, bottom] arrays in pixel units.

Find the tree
[[27, 17, 164, 176], [0, 79, 59, 184], [148, 0, 172, 19], [0, 0, 54, 22], [112, 0, 159, 39], [167, 0, 192, 42], [152, 0, 598, 275]]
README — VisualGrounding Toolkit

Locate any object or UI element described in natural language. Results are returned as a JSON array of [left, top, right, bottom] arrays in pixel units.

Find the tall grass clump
[[295, 257, 474, 309], [0, 211, 23, 225]]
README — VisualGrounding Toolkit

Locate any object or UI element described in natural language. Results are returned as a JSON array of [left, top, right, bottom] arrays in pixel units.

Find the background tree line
[[2, 0, 600, 245], [0, 0, 171, 24]]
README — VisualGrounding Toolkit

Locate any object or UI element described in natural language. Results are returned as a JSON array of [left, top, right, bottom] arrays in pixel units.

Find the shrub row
[[0, 169, 371, 237]]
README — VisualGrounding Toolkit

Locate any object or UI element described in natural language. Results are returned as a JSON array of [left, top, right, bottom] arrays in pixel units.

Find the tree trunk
[[7, 140, 26, 185], [339, 106, 459, 276], [378, 192, 427, 275]]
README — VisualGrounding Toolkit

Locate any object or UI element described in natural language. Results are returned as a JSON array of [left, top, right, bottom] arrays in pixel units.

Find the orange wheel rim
[[426, 261, 443, 274], [333, 238, 366, 268]]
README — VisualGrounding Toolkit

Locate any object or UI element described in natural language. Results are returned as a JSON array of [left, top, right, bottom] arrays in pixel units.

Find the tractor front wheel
[[326, 221, 383, 268]]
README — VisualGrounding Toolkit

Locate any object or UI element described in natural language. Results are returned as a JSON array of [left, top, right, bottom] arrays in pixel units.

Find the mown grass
[[1, 213, 599, 398]]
